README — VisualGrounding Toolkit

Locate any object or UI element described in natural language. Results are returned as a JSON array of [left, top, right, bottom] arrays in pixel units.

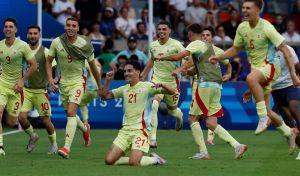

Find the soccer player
[[209, 0, 299, 154], [140, 21, 184, 148], [202, 27, 231, 146], [158, 23, 247, 160], [102, 60, 174, 166], [244, 45, 300, 159], [46, 17, 102, 159], [0, 18, 37, 156], [18, 25, 58, 154], [79, 60, 102, 125]]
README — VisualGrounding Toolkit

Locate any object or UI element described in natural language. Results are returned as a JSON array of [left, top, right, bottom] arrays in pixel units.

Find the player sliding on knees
[[102, 60, 176, 166]]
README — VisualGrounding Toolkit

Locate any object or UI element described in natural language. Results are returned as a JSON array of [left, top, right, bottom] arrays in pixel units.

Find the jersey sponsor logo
[[60, 48, 65, 52], [158, 53, 164, 56]]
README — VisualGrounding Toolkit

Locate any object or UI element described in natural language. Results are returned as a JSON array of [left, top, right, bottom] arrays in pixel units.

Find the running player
[[202, 27, 231, 146], [243, 45, 300, 159], [140, 21, 184, 148], [158, 23, 246, 160], [102, 60, 175, 166], [46, 17, 102, 159], [209, 0, 299, 154], [0, 18, 37, 156], [18, 25, 58, 154]]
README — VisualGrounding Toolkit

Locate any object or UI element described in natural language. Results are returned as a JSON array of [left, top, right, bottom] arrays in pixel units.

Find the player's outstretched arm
[[279, 43, 300, 87], [209, 46, 241, 64], [88, 59, 102, 95], [140, 59, 154, 80], [186, 67, 197, 76], [101, 71, 115, 100], [16, 57, 37, 93], [171, 57, 194, 77], [157, 50, 189, 61]]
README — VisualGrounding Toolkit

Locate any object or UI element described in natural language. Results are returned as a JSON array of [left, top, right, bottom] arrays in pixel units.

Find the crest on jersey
[[0, 51, 3, 54]]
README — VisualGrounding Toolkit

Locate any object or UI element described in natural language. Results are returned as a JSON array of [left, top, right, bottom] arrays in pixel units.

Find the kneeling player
[[101, 61, 175, 166]]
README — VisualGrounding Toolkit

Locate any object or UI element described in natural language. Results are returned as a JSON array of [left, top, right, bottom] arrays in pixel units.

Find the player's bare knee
[[66, 110, 76, 117], [206, 121, 214, 130], [7, 118, 17, 128], [104, 157, 115, 165], [41, 117, 50, 124], [188, 116, 198, 125], [246, 75, 255, 86], [104, 152, 117, 165], [266, 111, 272, 118], [18, 114, 27, 123]]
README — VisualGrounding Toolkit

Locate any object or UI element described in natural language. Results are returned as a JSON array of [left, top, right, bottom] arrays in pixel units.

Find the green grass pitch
[[1, 129, 300, 176]]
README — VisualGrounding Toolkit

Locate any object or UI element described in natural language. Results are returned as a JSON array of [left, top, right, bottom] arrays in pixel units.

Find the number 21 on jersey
[[128, 93, 137, 103]]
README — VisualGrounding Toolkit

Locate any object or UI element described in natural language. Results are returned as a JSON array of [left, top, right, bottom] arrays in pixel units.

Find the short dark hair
[[243, 0, 264, 10], [27, 25, 41, 32], [187, 23, 202, 34], [125, 60, 141, 72], [202, 26, 215, 37], [4, 17, 17, 27], [66, 17, 79, 24], [136, 22, 144, 28], [129, 54, 139, 61], [230, 9, 238, 14], [157, 20, 171, 29], [118, 55, 128, 61]]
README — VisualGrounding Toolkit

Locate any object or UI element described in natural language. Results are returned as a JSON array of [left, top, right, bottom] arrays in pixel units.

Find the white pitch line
[[3, 130, 22, 136]]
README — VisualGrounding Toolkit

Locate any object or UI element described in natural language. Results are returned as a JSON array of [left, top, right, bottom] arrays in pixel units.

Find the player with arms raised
[[209, 0, 299, 154], [102, 60, 175, 166]]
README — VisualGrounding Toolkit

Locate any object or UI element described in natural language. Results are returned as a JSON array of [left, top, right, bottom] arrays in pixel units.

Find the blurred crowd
[[29, 0, 300, 81]]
